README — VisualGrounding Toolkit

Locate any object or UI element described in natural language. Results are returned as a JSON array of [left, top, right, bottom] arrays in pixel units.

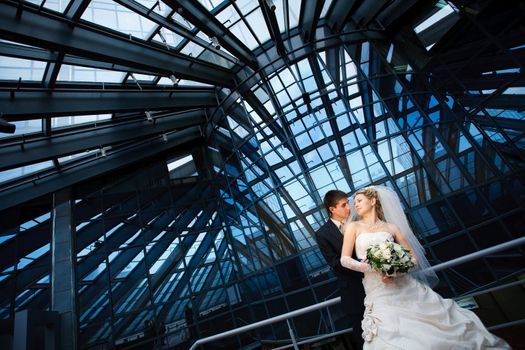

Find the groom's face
[[330, 198, 351, 221]]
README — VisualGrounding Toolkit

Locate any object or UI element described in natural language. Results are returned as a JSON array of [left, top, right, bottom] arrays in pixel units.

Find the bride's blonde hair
[[355, 186, 385, 221]]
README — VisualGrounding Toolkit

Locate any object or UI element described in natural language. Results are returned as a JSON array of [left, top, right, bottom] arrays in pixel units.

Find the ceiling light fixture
[[158, 31, 170, 50], [264, 0, 276, 11], [169, 75, 180, 86], [100, 147, 109, 157], [210, 36, 220, 49], [0, 118, 16, 134]]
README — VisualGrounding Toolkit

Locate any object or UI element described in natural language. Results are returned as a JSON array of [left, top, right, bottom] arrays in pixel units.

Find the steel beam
[[214, 131, 315, 237], [114, 0, 237, 69], [0, 126, 202, 212], [0, 188, 138, 273], [470, 115, 525, 132], [376, 0, 425, 29], [352, 0, 391, 27], [83, 200, 219, 340], [43, 0, 89, 89], [64, 0, 92, 21], [0, 41, 163, 76], [325, 46, 341, 90], [151, 215, 223, 323], [0, 1, 235, 87], [458, 94, 525, 110], [259, 0, 286, 56], [190, 238, 229, 311], [0, 111, 205, 171], [51, 188, 78, 350], [163, 0, 258, 70], [76, 196, 179, 279], [299, 0, 325, 43], [435, 73, 525, 92], [1, 89, 216, 119], [325, 0, 360, 32]]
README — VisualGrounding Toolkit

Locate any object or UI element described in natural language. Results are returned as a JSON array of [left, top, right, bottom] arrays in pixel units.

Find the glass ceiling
[[1, 0, 524, 348]]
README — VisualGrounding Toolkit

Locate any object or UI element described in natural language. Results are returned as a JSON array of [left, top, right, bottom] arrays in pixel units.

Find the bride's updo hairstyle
[[355, 186, 385, 221]]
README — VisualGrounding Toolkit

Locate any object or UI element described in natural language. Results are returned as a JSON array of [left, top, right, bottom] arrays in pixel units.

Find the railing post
[[327, 308, 335, 332], [286, 319, 299, 350]]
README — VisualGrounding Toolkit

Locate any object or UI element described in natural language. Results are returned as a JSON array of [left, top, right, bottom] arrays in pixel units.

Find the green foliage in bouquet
[[366, 241, 416, 277]]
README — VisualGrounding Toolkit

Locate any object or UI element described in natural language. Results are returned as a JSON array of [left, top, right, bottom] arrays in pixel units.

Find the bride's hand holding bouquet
[[365, 241, 416, 278]]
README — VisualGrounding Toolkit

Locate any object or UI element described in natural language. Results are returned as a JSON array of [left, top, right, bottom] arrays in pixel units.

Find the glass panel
[[51, 114, 111, 129], [58, 65, 126, 82], [0, 120, 42, 140], [0, 56, 46, 81], [228, 20, 258, 50], [26, 0, 71, 13], [246, 9, 271, 45], [82, 0, 157, 40], [0, 160, 54, 185]]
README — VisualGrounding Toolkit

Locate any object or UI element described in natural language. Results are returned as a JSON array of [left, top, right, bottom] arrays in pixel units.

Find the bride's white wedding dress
[[355, 231, 511, 349]]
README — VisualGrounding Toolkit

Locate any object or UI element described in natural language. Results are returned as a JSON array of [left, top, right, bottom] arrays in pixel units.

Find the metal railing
[[188, 236, 525, 350], [268, 278, 525, 350]]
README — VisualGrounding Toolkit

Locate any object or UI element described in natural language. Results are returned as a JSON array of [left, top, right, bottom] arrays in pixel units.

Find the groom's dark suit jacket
[[315, 220, 365, 320]]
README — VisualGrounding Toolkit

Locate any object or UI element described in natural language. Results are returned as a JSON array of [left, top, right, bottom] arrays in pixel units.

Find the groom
[[315, 190, 366, 349]]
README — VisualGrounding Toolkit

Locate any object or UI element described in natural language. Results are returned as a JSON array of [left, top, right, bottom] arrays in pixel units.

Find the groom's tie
[[338, 221, 344, 233]]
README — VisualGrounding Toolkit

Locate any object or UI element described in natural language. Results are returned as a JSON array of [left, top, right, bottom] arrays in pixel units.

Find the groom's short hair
[[323, 190, 348, 216]]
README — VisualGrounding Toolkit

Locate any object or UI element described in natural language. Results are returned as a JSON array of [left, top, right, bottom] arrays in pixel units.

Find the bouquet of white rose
[[366, 241, 416, 277]]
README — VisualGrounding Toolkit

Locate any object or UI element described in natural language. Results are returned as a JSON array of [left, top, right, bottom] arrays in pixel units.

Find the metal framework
[[0, 0, 524, 349]]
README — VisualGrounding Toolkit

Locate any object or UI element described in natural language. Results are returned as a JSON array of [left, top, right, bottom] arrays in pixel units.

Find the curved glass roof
[[1, 0, 524, 347]]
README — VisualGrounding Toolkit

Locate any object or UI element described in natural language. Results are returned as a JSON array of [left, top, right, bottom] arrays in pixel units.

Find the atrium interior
[[0, 0, 524, 349]]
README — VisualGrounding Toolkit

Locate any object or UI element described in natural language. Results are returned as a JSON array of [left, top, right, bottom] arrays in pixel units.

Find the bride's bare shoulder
[[349, 220, 368, 232], [343, 221, 359, 235], [348, 220, 363, 229], [346, 221, 358, 230], [385, 222, 401, 234]]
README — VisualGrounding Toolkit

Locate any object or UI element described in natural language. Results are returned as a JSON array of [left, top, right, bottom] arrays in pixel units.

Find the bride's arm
[[391, 223, 418, 261], [340, 223, 372, 273]]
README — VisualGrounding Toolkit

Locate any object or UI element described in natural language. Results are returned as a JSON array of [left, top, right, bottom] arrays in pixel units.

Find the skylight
[[81, 0, 157, 40], [0, 161, 54, 185], [413, 1, 459, 51], [0, 56, 46, 81], [167, 155, 194, 172], [52, 114, 112, 129], [57, 65, 125, 83], [25, 0, 70, 12], [414, 3, 455, 34]]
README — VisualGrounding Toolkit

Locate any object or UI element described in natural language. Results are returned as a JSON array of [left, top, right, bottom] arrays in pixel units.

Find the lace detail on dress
[[362, 303, 378, 342], [340, 255, 373, 273], [357, 232, 393, 344]]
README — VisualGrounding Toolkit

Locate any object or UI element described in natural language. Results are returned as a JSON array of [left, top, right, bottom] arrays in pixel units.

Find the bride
[[340, 185, 511, 349]]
